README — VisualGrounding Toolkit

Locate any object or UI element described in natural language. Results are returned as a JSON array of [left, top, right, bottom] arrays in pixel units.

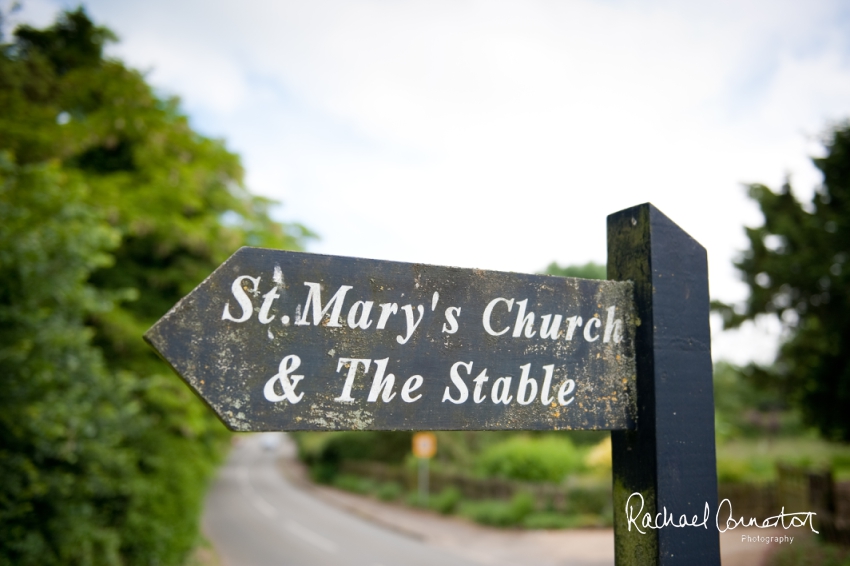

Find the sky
[[9, 0, 850, 364]]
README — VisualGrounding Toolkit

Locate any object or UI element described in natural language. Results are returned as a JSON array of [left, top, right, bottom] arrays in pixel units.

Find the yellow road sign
[[412, 432, 437, 459]]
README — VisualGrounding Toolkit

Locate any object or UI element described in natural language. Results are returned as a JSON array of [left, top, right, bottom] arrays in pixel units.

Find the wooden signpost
[[145, 203, 720, 565]]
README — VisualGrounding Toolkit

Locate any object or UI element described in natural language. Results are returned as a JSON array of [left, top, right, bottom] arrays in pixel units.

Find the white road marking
[[238, 465, 278, 518], [239, 459, 339, 554], [286, 519, 338, 553]]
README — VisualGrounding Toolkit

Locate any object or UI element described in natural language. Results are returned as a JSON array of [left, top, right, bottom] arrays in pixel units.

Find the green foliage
[[475, 435, 582, 482], [458, 492, 535, 527], [405, 491, 429, 508], [430, 486, 462, 515], [716, 437, 850, 483], [543, 261, 606, 280], [0, 8, 311, 564], [714, 122, 850, 441], [0, 157, 129, 565], [713, 361, 807, 440], [293, 431, 413, 481], [331, 474, 377, 495], [767, 535, 850, 566], [566, 486, 612, 516], [375, 481, 403, 501]]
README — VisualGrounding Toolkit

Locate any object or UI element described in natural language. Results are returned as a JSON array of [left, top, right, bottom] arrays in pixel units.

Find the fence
[[339, 460, 609, 514], [339, 459, 850, 541]]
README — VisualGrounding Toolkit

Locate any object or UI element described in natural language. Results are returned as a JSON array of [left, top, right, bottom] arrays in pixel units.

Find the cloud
[[27, 0, 850, 362]]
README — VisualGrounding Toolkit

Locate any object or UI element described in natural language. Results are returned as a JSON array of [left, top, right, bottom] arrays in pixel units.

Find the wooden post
[[608, 204, 720, 565]]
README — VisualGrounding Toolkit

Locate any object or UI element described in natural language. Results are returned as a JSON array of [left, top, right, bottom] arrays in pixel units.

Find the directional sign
[[144, 247, 636, 431]]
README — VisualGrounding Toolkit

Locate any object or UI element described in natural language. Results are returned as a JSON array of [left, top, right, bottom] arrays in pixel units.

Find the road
[[202, 434, 792, 566], [202, 434, 478, 566]]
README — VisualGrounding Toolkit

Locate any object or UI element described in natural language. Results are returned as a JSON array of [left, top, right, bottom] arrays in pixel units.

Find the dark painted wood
[[145, 248, 637, 431], [608, 204, 720, 565]]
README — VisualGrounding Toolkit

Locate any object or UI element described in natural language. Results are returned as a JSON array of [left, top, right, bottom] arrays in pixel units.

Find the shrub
[[767, 536, 850, 566], [0, 9, 310, 564], [459, 500, 517, 527], [293, 431, 413, 480], [476, 435, 582, 482], [406, 492, 430, 508], [376, 482, 403, 501], [332, 474, 377, 495], [430, 487, 462, 515], [566, 487, 612, 516], [459, 492, 535, 527]]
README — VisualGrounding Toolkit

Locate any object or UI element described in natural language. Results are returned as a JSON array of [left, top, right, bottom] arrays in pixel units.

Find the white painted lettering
[[335, 358, 371, 402], [397, 304, 424, 345], [565, 315, 583, 340], [558, 379, 576, 405], [483, 297, 514, 336], [612, 319, 624, 343], [512, 299, 536, 338], [296, 282, 353, 327], [472, 369, 489, 403], [376, 302, 398, 329], [258, 287, 280, 324], [347, 300, 374, 330], [442, 306, 461, 334], [539, 314, 562, 340], [222, 275, 260, 322], [491, 377, 513, 405], [263, 354, 304, 403], [401, 375, 424, 402], [517, 363, 538, 405], [367, 357, 396, 402], [584, 317, 601, 342], [443, 361, 471, 404], [540, 364, 555, 404], [603, 306, 617, 343]]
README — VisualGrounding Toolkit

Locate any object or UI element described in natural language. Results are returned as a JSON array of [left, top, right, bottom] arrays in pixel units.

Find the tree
[[0, 8, 311, 564], [0, 157, 133, 565], [542, 261, 606, 280], [714, 123, 850, 442]]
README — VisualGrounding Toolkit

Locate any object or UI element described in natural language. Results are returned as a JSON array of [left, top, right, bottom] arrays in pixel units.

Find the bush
[[717, 456, 775, 484], [767, 536, 850, 566], [376, 482, 403, 501], [566, 487, 612, 516], [459, 500, 517, 527], [459, 492, 535, 527], [406, 492, 430, 508], [430, 487, 462, 515], [476, 435, 582, 482], [293, 431, 413, 480], [1, 8, 311, 565], [332, 474, 377, 495]]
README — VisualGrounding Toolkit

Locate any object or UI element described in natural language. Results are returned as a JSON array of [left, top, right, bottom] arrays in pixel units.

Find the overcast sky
[[12, 0, 850, 364]]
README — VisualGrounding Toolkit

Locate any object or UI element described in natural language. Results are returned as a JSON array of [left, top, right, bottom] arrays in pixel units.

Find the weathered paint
[[145, 247, 637, 431]]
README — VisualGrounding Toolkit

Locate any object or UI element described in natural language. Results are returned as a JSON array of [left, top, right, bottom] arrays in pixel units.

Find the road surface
[[202, 434, 478, 566], [202, 434, 795, 566]]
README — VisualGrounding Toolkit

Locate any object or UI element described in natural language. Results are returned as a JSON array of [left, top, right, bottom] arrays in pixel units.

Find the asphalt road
[[202, 434, 478, 566]]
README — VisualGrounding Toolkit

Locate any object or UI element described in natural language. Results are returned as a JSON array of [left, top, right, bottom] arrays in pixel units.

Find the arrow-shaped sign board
[[145, 247, 636, 431]]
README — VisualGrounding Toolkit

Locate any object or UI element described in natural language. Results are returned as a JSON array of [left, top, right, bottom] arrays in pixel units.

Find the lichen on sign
[[145, 247, 637, 432]]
